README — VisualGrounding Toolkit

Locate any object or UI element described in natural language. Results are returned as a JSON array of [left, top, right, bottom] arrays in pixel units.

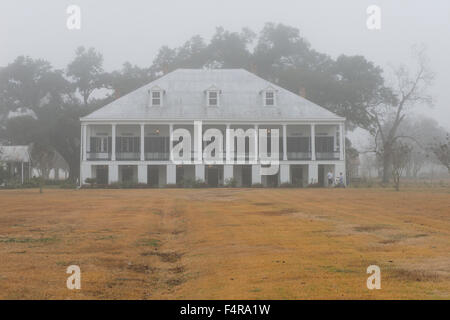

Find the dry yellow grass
[[0, 187, 449, 299]]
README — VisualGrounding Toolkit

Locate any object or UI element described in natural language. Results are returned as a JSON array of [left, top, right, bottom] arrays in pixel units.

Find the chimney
[[162, 63, 169, 75], [299, 87, 306, 98], [250, 63, 258, 75]]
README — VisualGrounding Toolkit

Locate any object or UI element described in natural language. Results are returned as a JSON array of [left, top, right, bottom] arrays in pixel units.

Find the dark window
[[287, 137, 310, 152], [116, 137, 140, 153], [315, 136, 334, 152], [90, 137, 111, 153], [144, 137, 169, 153]]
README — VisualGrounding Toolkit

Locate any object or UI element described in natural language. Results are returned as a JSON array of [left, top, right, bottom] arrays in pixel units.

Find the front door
[[207, 166, 219, 187], [176, 166, 184, 185], [267, 173, 279, 187], [318, 165, 325, 187], [242, 165, 252, 187], [291, 165, 303, 186], [148, 166, 159, 187], [96, 166, 108, 185], [122, 166, 134, 183]]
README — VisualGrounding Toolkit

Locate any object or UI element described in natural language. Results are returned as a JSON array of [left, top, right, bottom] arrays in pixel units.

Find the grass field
[[0, 187, 449, 299]]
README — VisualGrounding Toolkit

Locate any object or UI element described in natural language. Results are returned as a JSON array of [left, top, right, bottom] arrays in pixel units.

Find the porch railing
[[87, 151, 340, 161], [145, 152, 170, 161], [316, 152, 340, 160], [116, 152, 140, 160], [287, 152, 312, 160], [87, 152, 111, 161]]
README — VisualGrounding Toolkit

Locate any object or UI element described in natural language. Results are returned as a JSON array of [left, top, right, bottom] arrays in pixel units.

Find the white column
[[224, 165, 233, 182], [86, 125, 90, 158], [82, 124, 87, 161], [138, 165, 147, 184], [280, 164, 290, 184], [254, 124, 259, 162], [226, 124, 231, 163], [308, 163, 318, 185], [169, 124, 174, 161], [140, 124, 145, 161], [194, 121, 203, 163], [21, 162, 24, 184], [310, 124, 316, 161], [80, 124, 83, 165], [195, 164, 205, 181], [339, 123, 344, 161], [108, 164, 118, 184], [252, 164, 261, 184], [111, 124, 116, 161], [283, 124, 287, 161], [166, 164, 176, 184]]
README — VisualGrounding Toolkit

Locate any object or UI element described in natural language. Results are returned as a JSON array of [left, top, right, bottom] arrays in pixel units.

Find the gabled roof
[[82, 69, 344, 122], [149, 85, 164, 92], [0, 145, 31, 162], [204, 84, 221, 93]]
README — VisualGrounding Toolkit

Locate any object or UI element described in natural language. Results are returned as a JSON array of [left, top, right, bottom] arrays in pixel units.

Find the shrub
[[307, 182, 321, 188], [107, 182, 121, 189], [43, 179, 68, 186], [280, 182, 296, 188], [0, 165, 8, 185], [224, 178, 238, 188], [179, 178, 194, 188], [193, 179, 208, 188], [251, 183, 264, 188], [3, 178, 22, 189], [120, 181, 137, 188], [23, 177, 40, 188], [60, 182, 77, 189], [164, 183, 178, 188], [85, 177, 97, 186]]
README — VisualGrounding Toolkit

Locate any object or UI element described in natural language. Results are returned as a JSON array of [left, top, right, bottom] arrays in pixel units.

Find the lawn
[[0, 187, 449, 299]]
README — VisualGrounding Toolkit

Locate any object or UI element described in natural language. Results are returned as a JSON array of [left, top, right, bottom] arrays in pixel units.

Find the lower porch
[[82, 162, 346, 187]]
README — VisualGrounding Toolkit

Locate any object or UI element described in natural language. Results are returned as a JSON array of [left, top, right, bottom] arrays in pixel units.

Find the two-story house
[[80, 69, 346, 187]]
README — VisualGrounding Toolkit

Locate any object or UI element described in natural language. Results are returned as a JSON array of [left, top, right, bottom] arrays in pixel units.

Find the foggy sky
[[1, 0, 449, 131]]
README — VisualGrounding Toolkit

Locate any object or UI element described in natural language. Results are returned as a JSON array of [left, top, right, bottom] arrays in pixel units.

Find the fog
[[1, 0, 449, 129]]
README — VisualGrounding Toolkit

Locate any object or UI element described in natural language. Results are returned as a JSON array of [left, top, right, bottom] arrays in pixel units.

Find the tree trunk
[[67, 160, 80, 183], [382, 149, 392, 184], [39, 177, 44, 193]]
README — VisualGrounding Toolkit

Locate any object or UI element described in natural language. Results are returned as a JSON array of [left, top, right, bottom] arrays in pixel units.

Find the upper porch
[[81, 122, 345, 163]]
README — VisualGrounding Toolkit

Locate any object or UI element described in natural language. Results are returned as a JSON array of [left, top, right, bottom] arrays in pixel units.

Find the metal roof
[[82, 69, 344, 122], [0, 145, 31, 163]]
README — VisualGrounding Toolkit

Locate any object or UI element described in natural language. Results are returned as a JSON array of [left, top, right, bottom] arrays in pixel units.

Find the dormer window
[[205, 85, 221, 107], [265, 91, 275, 106], [208, 91, 218, 106], [149, 85, 164, 107], [261, 86, 277, 106], [152, 91, 161, 106]]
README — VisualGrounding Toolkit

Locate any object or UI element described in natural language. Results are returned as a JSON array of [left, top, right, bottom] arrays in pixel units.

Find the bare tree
[[392, 142, 412, 191], [431, 134, 450, 174], [364, 46, 434, 183], [0, 149, 6, 185], [400, 116, 447, 178]]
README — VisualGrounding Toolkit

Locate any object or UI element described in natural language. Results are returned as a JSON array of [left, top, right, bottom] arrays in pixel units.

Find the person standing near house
[[338, 172, 345, 187], [327, 170, 334, 187]]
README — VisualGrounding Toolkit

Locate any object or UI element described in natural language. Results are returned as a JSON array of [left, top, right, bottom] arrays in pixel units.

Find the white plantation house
[[80, 69, 346, 187]]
